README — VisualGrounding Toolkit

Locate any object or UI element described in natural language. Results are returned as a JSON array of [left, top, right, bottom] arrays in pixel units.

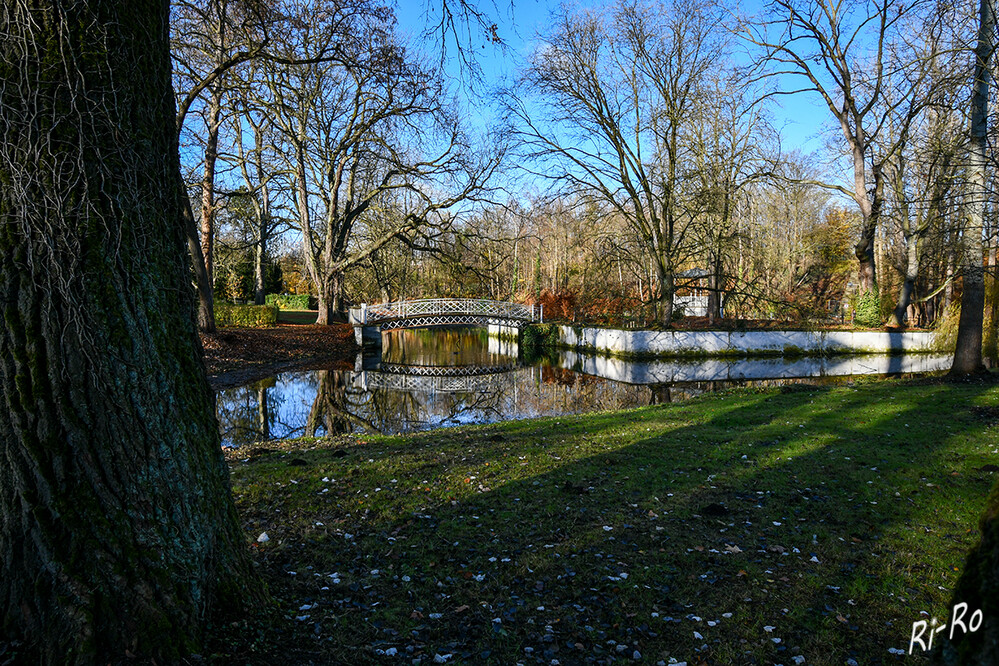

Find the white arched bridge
[[349, 298, 543, 347]]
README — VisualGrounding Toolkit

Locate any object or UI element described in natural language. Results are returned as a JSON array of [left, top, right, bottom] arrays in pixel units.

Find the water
[[216, 327, 952, 447]]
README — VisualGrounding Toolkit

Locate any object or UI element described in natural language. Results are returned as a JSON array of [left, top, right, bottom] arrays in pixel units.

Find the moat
[[216, 327, 951, 446]]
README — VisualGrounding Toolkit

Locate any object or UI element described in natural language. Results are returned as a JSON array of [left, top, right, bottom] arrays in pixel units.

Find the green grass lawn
[[221, 377, 999, 665], [276, 309, 319, 325]]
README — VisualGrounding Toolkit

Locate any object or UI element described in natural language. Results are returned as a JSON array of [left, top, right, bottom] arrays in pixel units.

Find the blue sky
[[394, 0, 833, 155]]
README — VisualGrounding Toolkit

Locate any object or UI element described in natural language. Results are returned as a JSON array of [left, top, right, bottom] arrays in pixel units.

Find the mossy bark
[[946, 484, 999, 663], [0, 1, 261, 663]]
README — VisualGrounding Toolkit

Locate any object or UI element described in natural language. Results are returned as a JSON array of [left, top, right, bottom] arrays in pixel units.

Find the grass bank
[[218, 377, 999, 665]]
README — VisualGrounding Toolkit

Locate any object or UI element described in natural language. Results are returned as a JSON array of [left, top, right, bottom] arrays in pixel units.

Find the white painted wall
[[557, 350, 953, 384], [554, 325, 938, 357]]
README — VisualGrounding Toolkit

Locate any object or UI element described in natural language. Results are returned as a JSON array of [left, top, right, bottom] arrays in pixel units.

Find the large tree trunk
[[947, 486, 999, 663], [659, 269, 675, 327], [950, 0, 993, 377], [200, 85, 224, 289], [850, 143, 879, 293], [316, 270, 346, 325], [893, 231, 920, 326], [0, 2, 260, 662], [945, 0, 998, 645], [183, 189, 217, 332]]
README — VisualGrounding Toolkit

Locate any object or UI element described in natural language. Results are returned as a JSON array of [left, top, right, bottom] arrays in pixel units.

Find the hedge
[[521, 322, 562, 364], [853, 288, 882, 328], [265, 293, 312, 310], [214, 301, 278, 327]]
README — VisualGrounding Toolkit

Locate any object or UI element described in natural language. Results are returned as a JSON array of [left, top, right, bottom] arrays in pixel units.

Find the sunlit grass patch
[[219, 377, 999, 665]]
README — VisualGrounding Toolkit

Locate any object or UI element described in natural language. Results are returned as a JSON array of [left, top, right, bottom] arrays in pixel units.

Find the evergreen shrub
[[854, 289, 882, 328], [265, 294, 312, 310], [214, 301, 278, 327]]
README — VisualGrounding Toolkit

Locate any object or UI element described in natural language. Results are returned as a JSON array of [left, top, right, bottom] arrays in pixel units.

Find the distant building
[[675, 268, 716, 317]]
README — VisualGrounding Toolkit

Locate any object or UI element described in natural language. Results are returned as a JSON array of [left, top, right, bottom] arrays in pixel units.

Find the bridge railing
[[350, 299, 542, 325]]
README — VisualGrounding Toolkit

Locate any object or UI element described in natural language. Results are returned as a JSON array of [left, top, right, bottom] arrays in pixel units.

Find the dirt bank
[[201, 324, 357, 389]]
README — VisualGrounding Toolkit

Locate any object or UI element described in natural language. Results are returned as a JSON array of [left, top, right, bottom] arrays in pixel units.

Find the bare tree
[[172, 0, 276, 330], [259, 7, 501, 323], [688, 72, 776, 322], [744, 0, 937, 302], [511, 0, 726, 324], [880, 52, 965, 326], [227, 77, 287, 305]]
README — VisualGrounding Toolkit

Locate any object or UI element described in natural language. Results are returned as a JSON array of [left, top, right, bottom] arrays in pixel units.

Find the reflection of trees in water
[[218, 345, 950, 443], [361, 375, 512, 432], [383, 327, 513, 367], [649, 385, 672, 404], [541, 366, 599, 387], [218, 370, 835, 444], [524, 367, 647, 415], [217, 377, 285, 447], [257, 385, 269, 439], [305, 370, 378, 436]]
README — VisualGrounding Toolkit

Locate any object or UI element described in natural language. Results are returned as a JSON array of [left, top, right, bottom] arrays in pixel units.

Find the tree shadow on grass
[[225, 379, 999, 665]]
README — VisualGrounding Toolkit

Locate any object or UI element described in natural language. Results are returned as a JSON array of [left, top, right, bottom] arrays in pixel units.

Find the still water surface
[[217, 327, 951, 447]]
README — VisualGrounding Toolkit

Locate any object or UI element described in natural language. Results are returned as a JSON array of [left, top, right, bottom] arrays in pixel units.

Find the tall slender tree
[[512, 0, 726, 325], [946, 5, 997, 661], [950, 0, 993, 376], [744, 0, 935, 303], [0, 1, 260, 662]]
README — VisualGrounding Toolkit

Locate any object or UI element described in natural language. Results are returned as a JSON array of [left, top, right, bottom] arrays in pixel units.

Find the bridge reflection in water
[[216, 327, 953, 447]]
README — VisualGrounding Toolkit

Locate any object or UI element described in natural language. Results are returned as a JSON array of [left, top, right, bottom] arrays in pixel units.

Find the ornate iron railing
[[353, 368, 522, 393], [377, 362, 518, 377], [350, 299, 541, 327]]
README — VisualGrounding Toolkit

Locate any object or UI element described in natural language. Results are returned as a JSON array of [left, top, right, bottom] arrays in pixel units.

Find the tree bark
[[183, 186, 217, 332], [200, 85, 224, 289], [854, 163, 883, 294], [893, 232, 920, 326], [316, 270, 346, 325], [946, 485, 999, 664], [950, 0, 993, 377], [659, 269, 675, 327], [0, 1, 260, 662]]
